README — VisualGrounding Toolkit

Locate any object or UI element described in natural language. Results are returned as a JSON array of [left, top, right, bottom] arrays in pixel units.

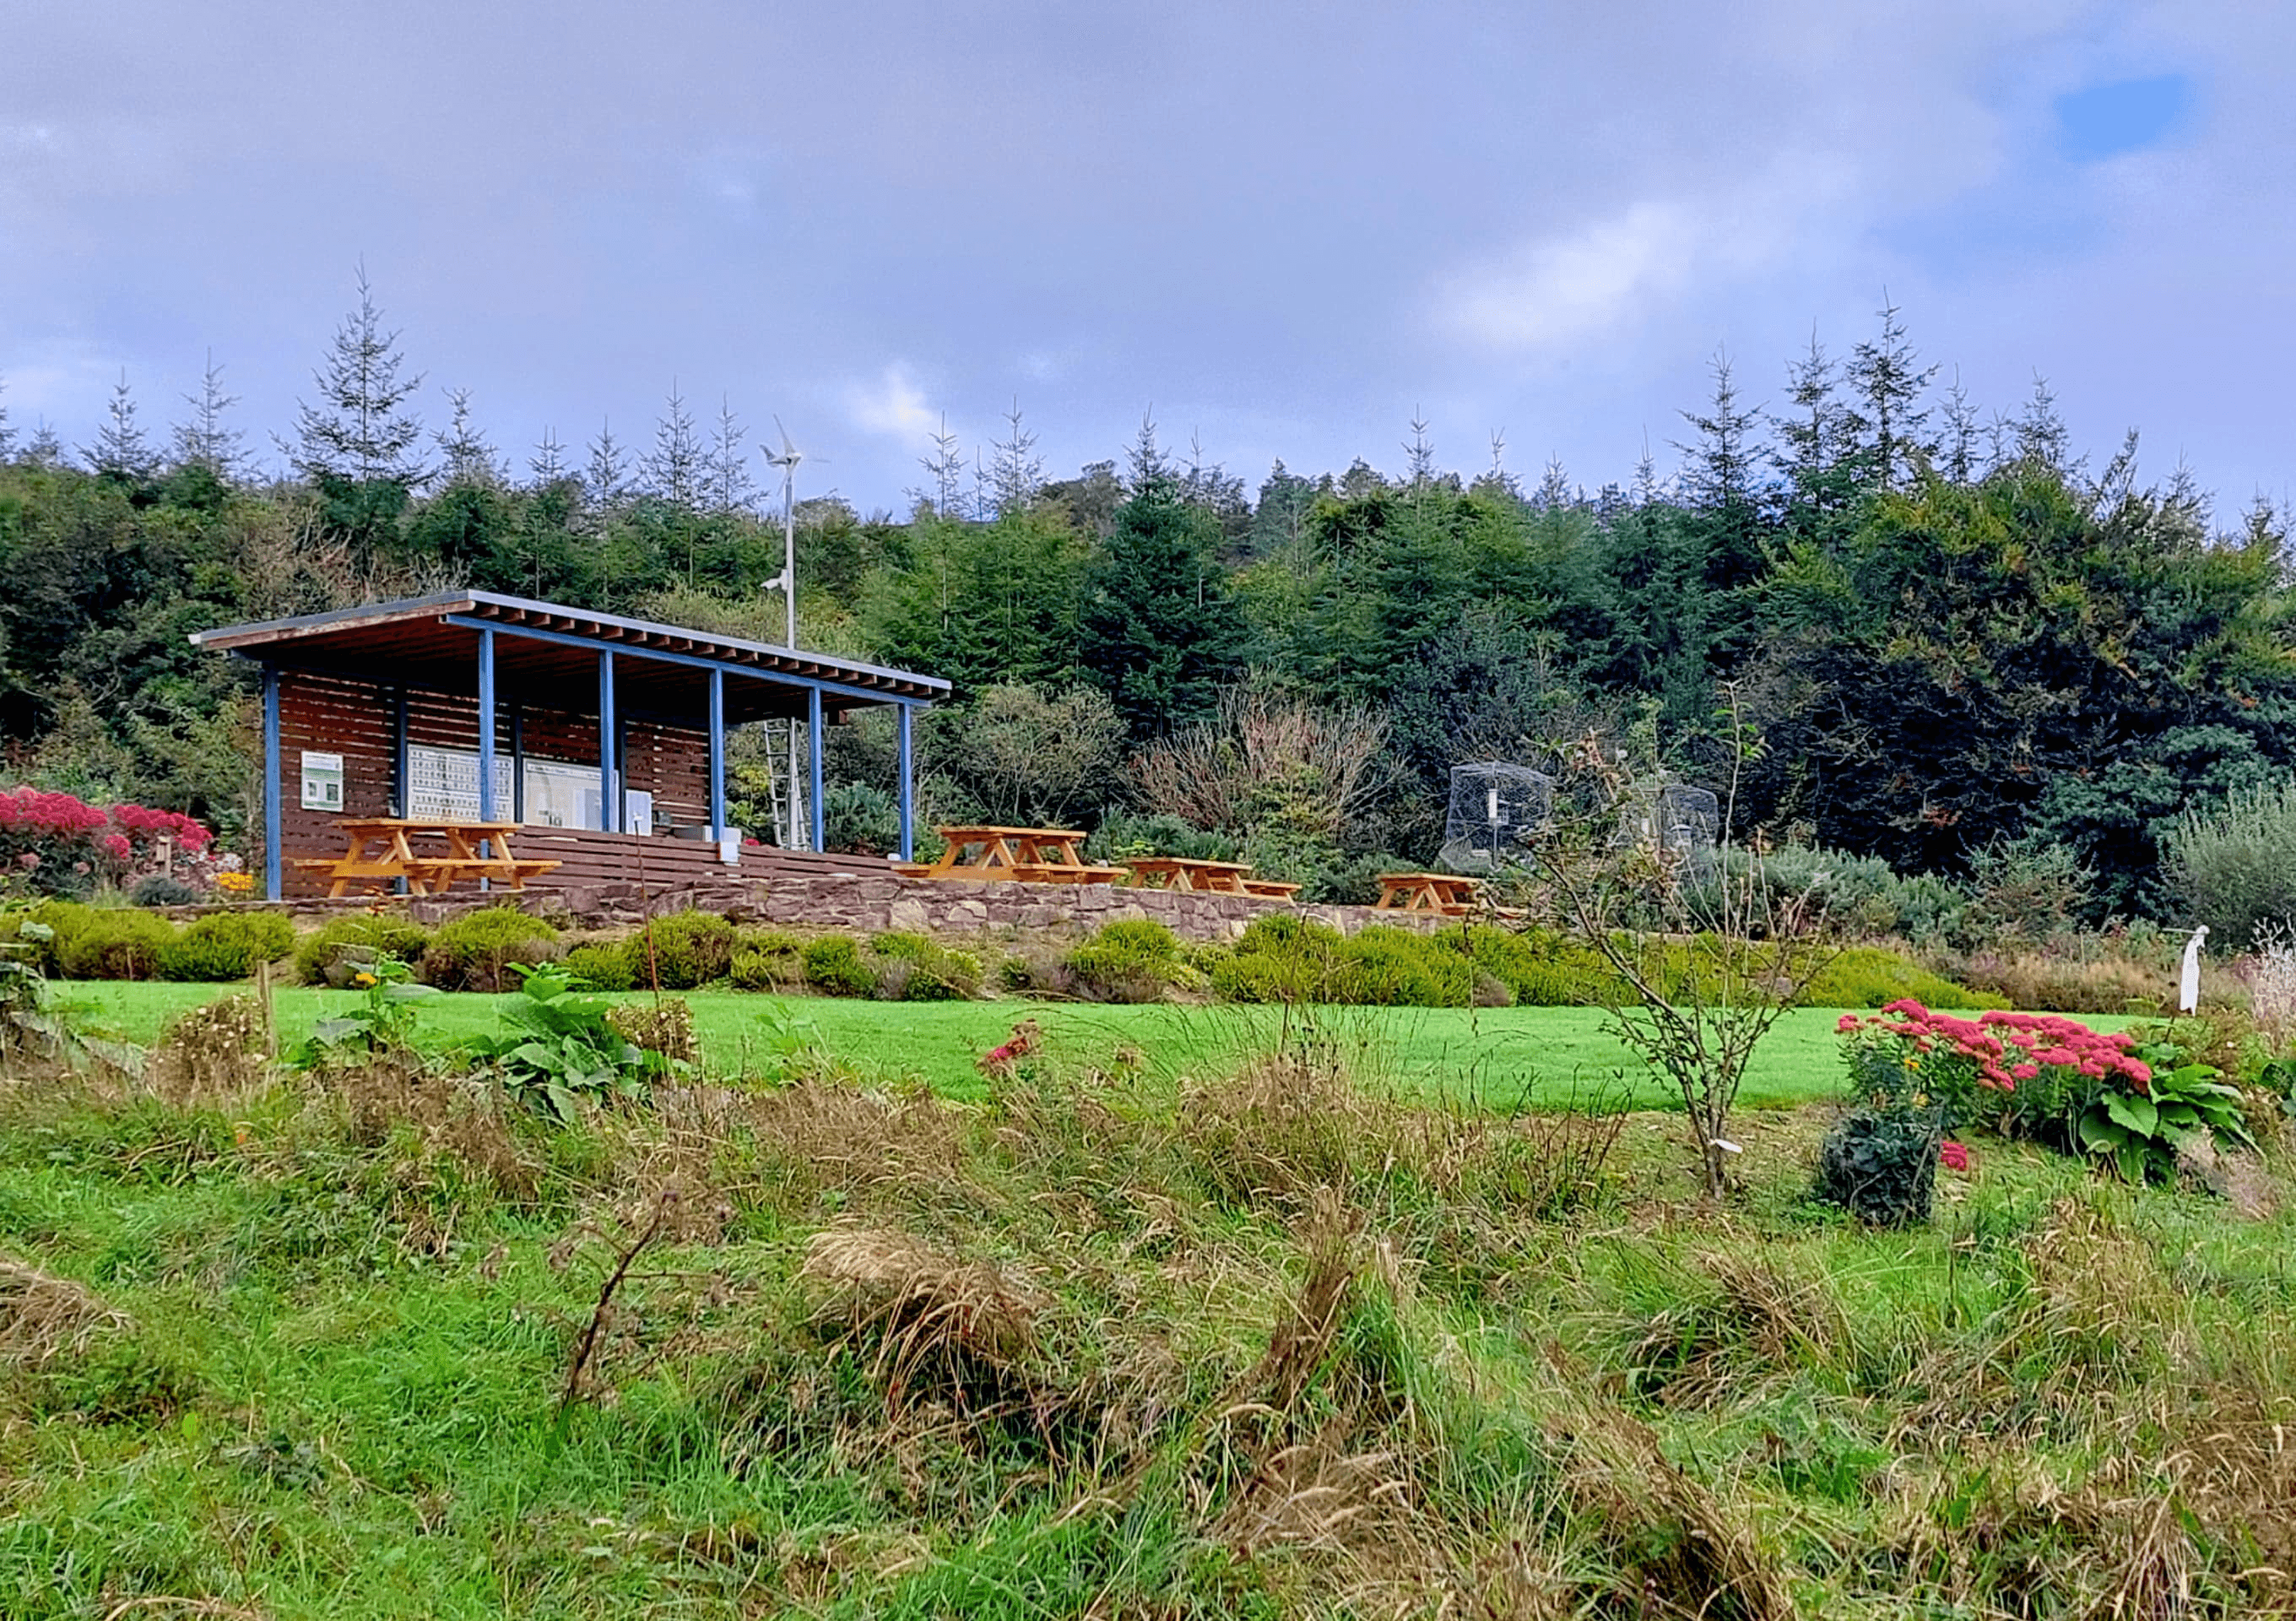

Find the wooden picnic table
[[1124, 856, 1256, 894], [894, 825, 1130, 886], [293, 817, 561, 897], [1373, 871, 1483, 916]]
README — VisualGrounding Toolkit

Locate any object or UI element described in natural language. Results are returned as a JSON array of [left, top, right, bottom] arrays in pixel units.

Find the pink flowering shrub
[[1839, 998, 2152, 1152], [0, 784, 226, 899]]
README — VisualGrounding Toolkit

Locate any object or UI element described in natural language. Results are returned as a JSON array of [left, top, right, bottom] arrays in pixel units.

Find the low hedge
[[420, 908, 561, 992], [156, 912, 295, 982], [295, 915, 434, 984]]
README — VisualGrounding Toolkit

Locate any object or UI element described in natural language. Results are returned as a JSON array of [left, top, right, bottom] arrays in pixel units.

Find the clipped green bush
[[1334, 926, 1473, 1007], [1064, 919, 1183, 1003], [802, 934, 877, 998], [1797, 946, 1985, 1011], [420, 908, 561, 992], [292, 915, 433, 984], [562, 940, 638, 992], [57, 909, 178, 981], [156, 911, 295, 982], [1210, 914, 1345, 1003], [729, 931, 804, 991], [1437, 925, 1622, 1007], [129, 875, 203, 908], [869, 931, 983, 1001], [625, 909, 739, 989]]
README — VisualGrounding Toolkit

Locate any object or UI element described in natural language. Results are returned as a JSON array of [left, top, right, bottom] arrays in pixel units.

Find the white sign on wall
[[300, 751, 344, 811]]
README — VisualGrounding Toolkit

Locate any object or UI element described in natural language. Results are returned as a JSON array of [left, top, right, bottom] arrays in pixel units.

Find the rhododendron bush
[[0, 785, 230, 898]]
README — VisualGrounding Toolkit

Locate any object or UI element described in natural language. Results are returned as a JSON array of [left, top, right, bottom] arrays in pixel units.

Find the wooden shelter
[[189, 591, 949, 901]]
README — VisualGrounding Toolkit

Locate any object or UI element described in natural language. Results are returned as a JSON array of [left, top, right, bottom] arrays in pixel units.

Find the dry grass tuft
[[0, 1254, 134, 1367], [801, 1225, 1051, 1416], [1628, 1249, 1849, 1410], [146, 995, 269, 1107], [728, 1081, 981, 1213]]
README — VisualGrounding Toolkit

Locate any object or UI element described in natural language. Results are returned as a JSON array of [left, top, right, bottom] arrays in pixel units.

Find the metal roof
[[190, 590, 949, 708]]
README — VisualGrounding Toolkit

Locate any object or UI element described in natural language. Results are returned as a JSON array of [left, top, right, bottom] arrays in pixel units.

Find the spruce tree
[[0, 373, 16, 463], [170, 351, 246, 476], [1080, 419, 1247, 736], [986, 400, 1046, 515], [287, 265, 428, 485], [644, 382, 703, 507], [435, 387, 501, 485], [707, 395, 755, 512], [85, 371, 158, 481], [585, 419, 631, 507], [1676, 350, 1768, 594], [1845, 295, 1938, 491]]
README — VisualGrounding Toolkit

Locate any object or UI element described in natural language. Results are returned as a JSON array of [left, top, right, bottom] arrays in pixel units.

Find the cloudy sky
[[3, 0, 2288, 517]]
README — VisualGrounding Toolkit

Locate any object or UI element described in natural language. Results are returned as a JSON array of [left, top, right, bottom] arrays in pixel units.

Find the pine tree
[[1845, 295, 1937, 491], [920, 414, 967, 520], [435, 387, 501, 486], [529, 427, 571, 485], [170, 350, 246, 475], [1773, 332, 1865, 545], [585, 419, 631, 507], [1939, 368, 1981, 484], [84, 371, 159, 481], [987, 399, 1045, 514], [1676, 350, 1770, 641], [24, 422, 62, 468], [287, 265, 428, 484], [2014, 373, 2071, 470], [1404, 410, 1438, 488], [707, 395, 754, 512], [644, 382, 703, 507], [0, 373, 15, 463], [1080, 442, 1247, 737]]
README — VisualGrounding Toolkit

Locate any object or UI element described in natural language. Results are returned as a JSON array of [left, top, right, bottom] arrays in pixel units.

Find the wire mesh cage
[[1621, 783, 1720, 860], [1439, 762, 1554, 872]]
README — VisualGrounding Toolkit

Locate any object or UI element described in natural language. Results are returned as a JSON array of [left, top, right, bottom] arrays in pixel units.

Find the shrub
[[156, 912, 295, 982], [729, 932, 804, 992], [420, 908, 561, 992], [562, 940, 637, 992], [803, 935, 877, 998], [1210, 914, 1345, 1003], [1797, 946, 1985, 1010], [1333, 927, 1472, 1007], [1815, 1109, 1941, 1226], [869, 931, 983, 1001], [1064, 919, 1183, 1003], [293, 915, 433, 985], [129, 876, 202, 908], [2168, 778, 2296, 949], [626, 909, 739, 989], [56, 910, 178, 981], [822, 782, 902, 856], [1439, 925, 1622, 1006]]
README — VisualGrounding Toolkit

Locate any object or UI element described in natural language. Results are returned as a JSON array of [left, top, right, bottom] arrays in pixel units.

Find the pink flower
[[2011, 1062, 2039, 1081], [1940, 1141, 1970, 1173], [102, 833, 131, 861], [1836, 1013, 1860, 1033]]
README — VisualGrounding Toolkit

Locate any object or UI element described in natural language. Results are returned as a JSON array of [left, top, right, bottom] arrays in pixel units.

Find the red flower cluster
[[1837, 1000, 2149, 1093], [0, 787, 109, 836], [1939, 1141, 1970, 1173], [112, 801, 214, 852], [977, 1018, 1043, 1076]]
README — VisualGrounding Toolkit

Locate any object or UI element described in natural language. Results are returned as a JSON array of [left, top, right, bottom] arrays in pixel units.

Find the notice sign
[[300, 751, 345, 811]]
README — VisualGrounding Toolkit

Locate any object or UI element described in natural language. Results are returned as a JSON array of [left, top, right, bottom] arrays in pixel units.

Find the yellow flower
[[352, 971, 377, 988]]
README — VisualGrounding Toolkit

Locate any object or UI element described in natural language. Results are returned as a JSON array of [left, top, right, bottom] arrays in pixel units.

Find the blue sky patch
[[2055, 73, 2193, 161]]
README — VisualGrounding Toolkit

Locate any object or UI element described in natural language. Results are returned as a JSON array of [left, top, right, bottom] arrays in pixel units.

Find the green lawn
[[52, 981, 2115, 1111]]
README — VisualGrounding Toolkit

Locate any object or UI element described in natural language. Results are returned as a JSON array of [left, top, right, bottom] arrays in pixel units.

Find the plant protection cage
[[1439, 762, 1554, 872], [1622, 783, 1720, 860]]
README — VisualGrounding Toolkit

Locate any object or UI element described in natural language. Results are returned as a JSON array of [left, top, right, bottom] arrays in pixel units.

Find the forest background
[[2, 282, 2288, 923]]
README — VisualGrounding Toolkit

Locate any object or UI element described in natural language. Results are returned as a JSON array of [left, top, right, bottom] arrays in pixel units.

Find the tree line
[[0, 277, 2287, 917]]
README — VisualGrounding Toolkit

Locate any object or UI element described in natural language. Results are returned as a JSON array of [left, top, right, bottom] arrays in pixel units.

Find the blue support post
[[598, 651, 618, 832], [262, 664, 282, 902], [707, 668, 726, 837], [896, 703, 914, 861], [476, 627, 497, 824], [393, 687, 409, 817], [808, 687, 826, 854]]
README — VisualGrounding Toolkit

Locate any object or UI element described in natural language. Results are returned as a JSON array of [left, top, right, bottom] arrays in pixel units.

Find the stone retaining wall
[[209, 872, 1445, 942]]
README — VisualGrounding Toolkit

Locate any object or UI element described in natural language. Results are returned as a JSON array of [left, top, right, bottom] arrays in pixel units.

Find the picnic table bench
[[293, 817, 561, 897], [1373, 871, 1484, 916], [1124, 856, 1257, 894], [894, 826, 1130, 886]]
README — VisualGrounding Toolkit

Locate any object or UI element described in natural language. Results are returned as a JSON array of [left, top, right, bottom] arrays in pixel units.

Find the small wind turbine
[[760, 420, 826, 846]]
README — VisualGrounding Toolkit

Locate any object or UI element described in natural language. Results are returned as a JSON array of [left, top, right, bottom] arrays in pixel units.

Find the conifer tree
[[585, 419, 631, 507], [1676, 350, 1768, 594], [0, 373, 16, 463], [1845, 295, 1937, 490], [435, 387, 501, 486], [2015, 373, 2071, 470], [644, 382, 703, 507], [287, 265, 428, 485], [706, 395, 755, 512], [529, 427, 571, 485], [987, 400, 1045, 515], [170, 351, 246, 476], [84, 371, 159, 481]]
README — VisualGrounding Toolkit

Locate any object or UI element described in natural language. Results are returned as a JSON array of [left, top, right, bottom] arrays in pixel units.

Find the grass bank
[[0, 1017, 2286, 1618], [46, 981, 2059, 1110]]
